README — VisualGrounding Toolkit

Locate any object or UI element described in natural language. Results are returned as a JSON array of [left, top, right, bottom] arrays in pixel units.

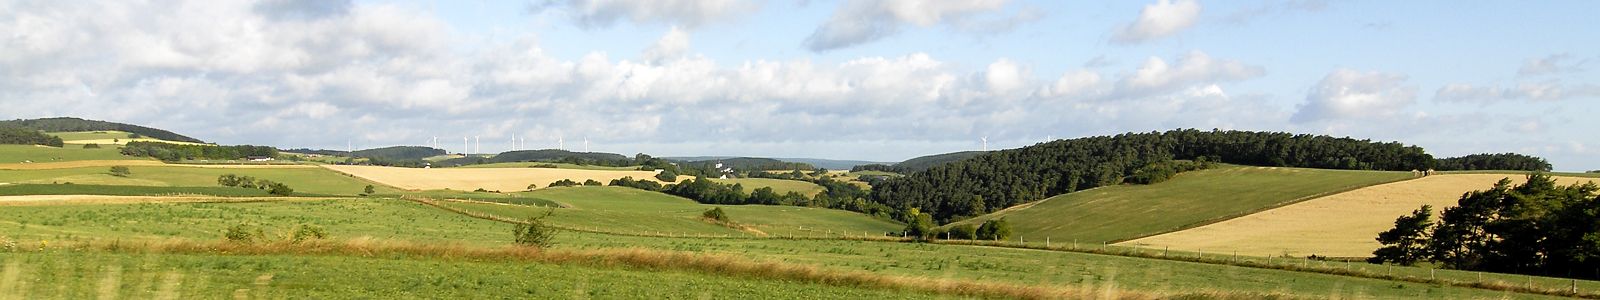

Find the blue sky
[[2, 0, 1597, 170]]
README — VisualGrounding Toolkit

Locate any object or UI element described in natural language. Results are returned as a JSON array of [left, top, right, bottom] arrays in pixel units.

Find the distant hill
[[351, 146, 446, 160], [436, 149, 631, 167], [663, 156, 888, 170], [671, 157, 815, 171], [281, 148, 349, 156], [0, 124, 64, 147], [0, 117, 204, 143], [891, 151, 988, 173]]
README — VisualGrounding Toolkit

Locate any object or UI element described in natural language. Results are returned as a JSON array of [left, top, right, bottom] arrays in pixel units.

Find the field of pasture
[[321, 164, 680, 192]]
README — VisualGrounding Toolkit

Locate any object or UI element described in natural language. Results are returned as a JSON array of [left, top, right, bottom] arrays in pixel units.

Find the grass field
[[0, 145, 138, 164], [457, 162, 640, 170], [947, 165, 1416, 244], [0, 184, 272, 197], [1122, 174, 1600, 257], [0, 165, 400, 196], [440, 186, 902, 237], [322, 164, 679, 192], [49, 131, 208, 146], [710, 178, 827, 197], [0, 197, 1592, 299]]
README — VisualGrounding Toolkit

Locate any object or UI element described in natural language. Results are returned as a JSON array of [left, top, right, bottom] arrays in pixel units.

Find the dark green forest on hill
[[120, 141, 277, 161], [870, 129, 1439, 223], [352, 146, 447, 161], [0, 117, 204, 143], [0, 125, 64, 147], [1434, 153, 1551, 171]]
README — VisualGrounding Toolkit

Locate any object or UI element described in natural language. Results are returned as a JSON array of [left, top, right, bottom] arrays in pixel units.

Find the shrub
[[224, 224, 263, 243], [976, 218, 1012, 241], [82, 143, 101, 149], [290, 224, 328, 243], [702, 207, 729, 222], [512, 209, 558, 248], [582, 179, 603, 186], [363, 185, 375, 195], [548, 179, 579, 187], [948, 224, 978, 240], [655, 170, 678, 182], [108, 166, 130, 177]]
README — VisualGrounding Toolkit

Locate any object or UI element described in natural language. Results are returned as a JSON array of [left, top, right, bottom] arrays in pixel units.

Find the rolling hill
[[0, 117, 204, 143], [891, 150, 987, 173]]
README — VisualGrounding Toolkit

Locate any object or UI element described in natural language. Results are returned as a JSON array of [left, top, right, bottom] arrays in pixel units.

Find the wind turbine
[[583, 137, 589, 153], [558, 136, 564, 151], [981, 137, 988, 151], [474, 136, 480, 154], [463, 137, 468, 155]]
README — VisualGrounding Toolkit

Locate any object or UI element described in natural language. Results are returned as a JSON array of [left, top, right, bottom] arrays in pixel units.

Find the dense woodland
[[0, 117, 203, 143], [1372, 174, 1600, 279], [610, 175, 894, 219], [351, 146, 446, 161], [674, 157, 816, 171], [436, 149, 634, 167], [1433, 153, 1552, 171], [0, 125, 64, 147], [121, 141, 277, 161], [852, 151, 989, 174], [870, 129, 1438, 223]]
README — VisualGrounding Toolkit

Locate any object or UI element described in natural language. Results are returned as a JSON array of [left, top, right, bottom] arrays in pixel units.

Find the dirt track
[[1118, 174, 1597, 257]]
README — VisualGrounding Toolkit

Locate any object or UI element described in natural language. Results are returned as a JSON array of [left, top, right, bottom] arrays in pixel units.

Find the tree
[[582, 179, 602, 186], [526, 183, 540, 191], [108, 166, 131, 177], [1369, 205, 1433, 265], [512, 209, 558, 248], [363, 185, 375, 195], [655, 170, 679, 182], [267, 182, 294, 196], [702, 207, 729, 222], [901, 208, 935, 240], [976, 218, 1012, 241], [82, 143, 101, 149]]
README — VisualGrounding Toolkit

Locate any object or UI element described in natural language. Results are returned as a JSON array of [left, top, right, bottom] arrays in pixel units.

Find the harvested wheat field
[[322, 164, 682, 192], [0, 160, 316, 170], [1120, 174, 1598, 258]]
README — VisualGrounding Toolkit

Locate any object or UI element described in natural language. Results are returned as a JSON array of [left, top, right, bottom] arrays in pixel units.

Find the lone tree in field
[[702, 207, 729, 222], [363, 185, 375, 195], [513, 208, 558, 248], [108, 166, 130, 177]]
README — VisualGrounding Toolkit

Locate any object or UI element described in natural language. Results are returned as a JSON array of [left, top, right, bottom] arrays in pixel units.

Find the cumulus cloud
[[1290, 69, 1417, 123], [1434, 82, 1600, 104], [1112, 0, 1201, 44], [532, 0, 758, 29], [641, 27, 691, 63], [1518, 53, 1586, 76], [1111, 51, 1265, 98], [804, 0, 1032, 51], [253, 0, 352, 21]]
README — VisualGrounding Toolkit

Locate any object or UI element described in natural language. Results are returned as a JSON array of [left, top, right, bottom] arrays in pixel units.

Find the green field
[[0, 166, 400, 196], [948, 165, 1416, 243], [710, 178, 827, 197], [0, 251, 938, 299], [0, 184, 273, 197], [0, 145, 139, 163], [0, 198, 1586, 299], [457, 162, 640, 170], [441, 186, 901, 237]]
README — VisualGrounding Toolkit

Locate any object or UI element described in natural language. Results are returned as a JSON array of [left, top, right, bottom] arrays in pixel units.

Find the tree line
[[1433, 153, 1552, 171], [870, 129, 1438, 224], [0, 125, 64, 147], [216, 174, 294, 196], [608, 175, 895, 219], [1371, 174, 1600, 279], [121, 141, 278, 161]]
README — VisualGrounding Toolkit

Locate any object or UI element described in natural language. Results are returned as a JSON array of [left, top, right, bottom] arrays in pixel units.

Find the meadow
[[47, 131, 208, 146], [947, 165, 1416, 244], [321, 164, 679, 192], [0, 165, 401, 196], [1123, 174, 1600, 257], [0, 145, 139, 164]]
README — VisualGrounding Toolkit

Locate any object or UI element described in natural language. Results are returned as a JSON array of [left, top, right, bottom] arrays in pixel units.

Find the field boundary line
[[1107, 173, 1422, 244]]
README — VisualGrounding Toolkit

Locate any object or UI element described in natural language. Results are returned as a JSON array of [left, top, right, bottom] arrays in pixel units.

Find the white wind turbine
[[583, 137, 589, 153], [462, 136, 468, 155], [981, 137, 988, 151]]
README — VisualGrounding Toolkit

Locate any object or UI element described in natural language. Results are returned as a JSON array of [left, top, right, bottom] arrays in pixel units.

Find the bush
[[290, 224, 328, 243], [363, 185, 375, 195], [976, 218, 1012, 241], [948, 224, 978, 240], [582, 179, 602, 186], [224, 224, 263, 243], [108, 166, 130, 177], [548, 179, 579, 187], [267, 182, 294, 196], [702, 207, 729, 222], [655, 170, 678, 182], [512, 209, 558, 248], [82, 143, 101, 149]]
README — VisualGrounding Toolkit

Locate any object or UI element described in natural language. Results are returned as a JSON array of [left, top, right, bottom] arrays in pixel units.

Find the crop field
[[710, 178, 827, 197], [456, 162, 639, 170], [0, 195, 1595, 299], [0, 145, 137, 164], [1121, 174, 1600, 257], [439, 186, 901, 237], [49, 131, 207, 146], [322, 164, 680, 192], [947, 165, 1416, 244], [0, 165, 398, 196]]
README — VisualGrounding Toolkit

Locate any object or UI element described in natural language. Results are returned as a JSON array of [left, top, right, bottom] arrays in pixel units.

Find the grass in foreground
[[949, 165, 1415, 243]]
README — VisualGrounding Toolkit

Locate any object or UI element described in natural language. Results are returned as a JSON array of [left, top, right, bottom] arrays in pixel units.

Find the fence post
[[1163, 247, 1169, 258], [1430, 268, 1435, 280], [1046, 237, 1050, 248]]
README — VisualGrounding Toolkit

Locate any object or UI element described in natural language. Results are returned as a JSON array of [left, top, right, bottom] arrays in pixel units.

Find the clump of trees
[[122, 141, 277, 162], [1370, 174, 1600, 279], [1433, 153, 1552, 171], [0, 124, 63, 147], [1127, 159, 1214, 184], [655, 170, 678, 182], [607, 175, 894, 219], [108, 166, 131, 177], [548, 179, 580, 187], [872, 129, 1438, 224], [582, 179, 603, 186], [81, 143, 101, 149], [702, 207, 729, 222], [216, 174, 294, 196], [512, 209, 558, 248]]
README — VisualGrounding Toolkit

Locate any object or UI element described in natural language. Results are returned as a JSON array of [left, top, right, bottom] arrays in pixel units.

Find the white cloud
[[641, 27, 691, 63], [1111, 51, 1265, 98], [804, 0, 1027, 51], [1112, 0, 1201, 44], [983, 58, 1027, 94], [1518, 53, 1586, 76], [532, 0, 758, 29], [1290, 69, 1417, 123], [1434, 82, 1600, 104]]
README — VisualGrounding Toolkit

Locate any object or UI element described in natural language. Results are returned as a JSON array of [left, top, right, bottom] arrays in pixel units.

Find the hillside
[[665, 156, 887, 170], [0, 124, 64, 147], [0, 117, 203, 143], [352, 146, 447, 160], [436, 149, 631, 167], [674, 157, 815, 171], [945, 165, 1415, 243], [893, 150, 987, 172], [440, 186, 901, 237], [710, 178, 828, 197]]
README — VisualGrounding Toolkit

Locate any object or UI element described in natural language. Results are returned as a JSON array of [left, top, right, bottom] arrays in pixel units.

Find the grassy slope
[[49, 131, 206, 145], [0, 199, 1579, 299], [710, 178, 827, 197], [0, 165, 401, 196], [457, 162, 639, 170], [948, 165, 1415, 243], [0, 145, 139, 163], [0, 184, 272, 197], [2, 251, 932, 299], [444, 186, 902, 237]]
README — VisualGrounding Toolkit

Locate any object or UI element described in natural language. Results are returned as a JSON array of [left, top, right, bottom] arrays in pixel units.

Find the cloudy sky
[[3, 1, 1597, 170]]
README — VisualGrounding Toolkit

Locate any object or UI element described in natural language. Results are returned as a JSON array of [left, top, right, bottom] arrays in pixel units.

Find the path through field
[[1119, 174, 1598, 257]]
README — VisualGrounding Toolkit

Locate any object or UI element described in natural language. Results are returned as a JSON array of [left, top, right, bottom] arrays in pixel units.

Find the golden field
[[321, 164, 683, 192]]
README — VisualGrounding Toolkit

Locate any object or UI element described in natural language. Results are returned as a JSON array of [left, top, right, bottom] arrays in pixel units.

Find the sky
[[2, 0, 1597, 170]]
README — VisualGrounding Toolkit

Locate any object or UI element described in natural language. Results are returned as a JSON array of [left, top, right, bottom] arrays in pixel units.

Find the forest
[[869, 129, 1438, 223], [120, 141, 278, 161], [0, 125, 64, 147], [0, 117, 204, 143], [610, 175, 894, 219], [1433, 153, 1552, 171]]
